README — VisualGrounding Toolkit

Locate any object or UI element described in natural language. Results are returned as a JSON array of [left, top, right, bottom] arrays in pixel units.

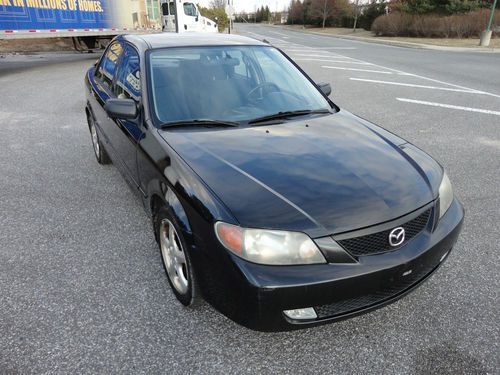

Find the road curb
[[279, 26, 500, 53]]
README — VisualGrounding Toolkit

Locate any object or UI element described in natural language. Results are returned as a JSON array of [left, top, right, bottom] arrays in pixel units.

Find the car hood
[[159, 110, 436, 237]]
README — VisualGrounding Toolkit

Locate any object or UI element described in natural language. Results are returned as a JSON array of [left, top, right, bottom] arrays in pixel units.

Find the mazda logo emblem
[[389, 227, 405, 247]]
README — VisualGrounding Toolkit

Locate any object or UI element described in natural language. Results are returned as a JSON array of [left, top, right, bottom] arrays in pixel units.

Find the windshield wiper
[[248, 109, 331, 125], [160, 119, 239, 129]]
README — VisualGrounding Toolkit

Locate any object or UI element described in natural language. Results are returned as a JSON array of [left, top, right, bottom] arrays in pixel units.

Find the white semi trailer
[[0, 0, 218, 50]]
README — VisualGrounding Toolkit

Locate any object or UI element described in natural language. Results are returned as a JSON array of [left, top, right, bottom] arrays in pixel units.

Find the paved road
[[0, 26, 499, 374]]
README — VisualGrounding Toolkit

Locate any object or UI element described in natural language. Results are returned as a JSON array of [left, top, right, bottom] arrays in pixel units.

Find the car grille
[[337, 209, 432, 257], [314, 262, 436, 319]]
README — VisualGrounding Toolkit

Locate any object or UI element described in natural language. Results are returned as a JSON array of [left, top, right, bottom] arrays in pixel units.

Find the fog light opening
[[283, 307, 317, 320]]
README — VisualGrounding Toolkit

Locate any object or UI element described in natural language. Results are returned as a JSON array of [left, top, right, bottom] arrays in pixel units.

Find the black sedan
[[84, 33, 464, 331]]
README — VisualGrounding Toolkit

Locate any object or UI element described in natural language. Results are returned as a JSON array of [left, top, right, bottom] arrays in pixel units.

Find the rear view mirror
[[104, 98, 137, 119], [317, 82, 332, 97]]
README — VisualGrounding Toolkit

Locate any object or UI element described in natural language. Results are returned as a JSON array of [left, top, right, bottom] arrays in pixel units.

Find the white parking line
[[291, 54, 337, 58], [296, 59, 372, 65], [322, 66, 392, 74], [339, 56, 500, 99], [288, 42, 500, 99], [396, 98, 500, 116], [292, 53, 352, 59], [286, 46, 331, 50], [269, 31, 290, 38], [350, 78, 482, 94], [242, 30, 500, 99]]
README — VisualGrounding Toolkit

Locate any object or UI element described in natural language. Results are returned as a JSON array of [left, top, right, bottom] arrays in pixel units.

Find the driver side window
[[253, 49, 300, 95], [183, 3, 197, 17]]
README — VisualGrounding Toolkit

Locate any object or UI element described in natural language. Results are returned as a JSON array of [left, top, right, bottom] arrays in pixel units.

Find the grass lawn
[[285, 25, 500, 48]]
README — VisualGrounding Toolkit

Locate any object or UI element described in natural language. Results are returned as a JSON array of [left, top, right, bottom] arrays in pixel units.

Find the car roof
[[124, 33, 268, 50]]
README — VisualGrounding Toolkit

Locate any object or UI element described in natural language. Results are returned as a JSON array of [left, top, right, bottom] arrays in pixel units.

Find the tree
[[209, 0, 226, 9], [199, 5, 229, 31], [309, 0, 351, 26], [256, 6, 264, 22], [265, 5, 271, 21], [288, 0, 305, 24], [357, 0, 387, 30], [395, 0, 485, 14], [311, 0, 336, 27]]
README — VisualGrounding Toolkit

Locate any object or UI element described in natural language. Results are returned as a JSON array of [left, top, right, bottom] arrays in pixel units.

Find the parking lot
[[0, 24, 499, 374]]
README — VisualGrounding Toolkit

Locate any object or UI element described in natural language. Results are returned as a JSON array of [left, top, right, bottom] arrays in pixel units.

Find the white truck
[[0, 0, 218, 50], [161, 0, 218, 33]]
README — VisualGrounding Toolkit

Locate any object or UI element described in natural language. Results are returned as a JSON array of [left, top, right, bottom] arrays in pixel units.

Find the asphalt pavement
[[0, 26, 499, 374]]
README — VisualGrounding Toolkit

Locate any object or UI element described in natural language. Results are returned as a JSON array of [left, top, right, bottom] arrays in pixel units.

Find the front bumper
[[199, 198, 464, 332]]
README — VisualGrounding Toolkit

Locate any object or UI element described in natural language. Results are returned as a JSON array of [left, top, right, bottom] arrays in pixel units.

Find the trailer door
[[161, 1, 177, 32]]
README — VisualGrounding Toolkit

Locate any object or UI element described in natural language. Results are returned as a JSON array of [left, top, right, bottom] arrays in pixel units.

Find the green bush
[[372, 9, 499, 37], [198, 6, 229, 32], [357, 1, 388, 30]]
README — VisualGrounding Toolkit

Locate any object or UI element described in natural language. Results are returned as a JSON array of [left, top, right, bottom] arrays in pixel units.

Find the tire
[[87, 113, 111, 165], [155, 205, 200, 307]]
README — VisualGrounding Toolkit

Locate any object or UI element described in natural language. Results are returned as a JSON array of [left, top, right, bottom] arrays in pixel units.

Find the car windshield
[[148, 45, 333, 126]]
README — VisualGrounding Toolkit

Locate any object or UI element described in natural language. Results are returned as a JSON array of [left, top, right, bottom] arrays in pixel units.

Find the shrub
[[372, 9, 499, 38], [357, 1, 388, 30]]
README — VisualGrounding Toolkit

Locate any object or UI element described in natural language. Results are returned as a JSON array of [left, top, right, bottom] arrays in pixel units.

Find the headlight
[[438, 172, 453, 218], [215, 222, 326, 265]]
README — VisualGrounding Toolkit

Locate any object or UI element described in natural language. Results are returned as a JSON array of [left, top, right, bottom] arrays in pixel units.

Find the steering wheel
[[247, 82, 280, 101]]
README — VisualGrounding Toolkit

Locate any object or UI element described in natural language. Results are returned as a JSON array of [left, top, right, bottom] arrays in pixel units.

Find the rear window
[[96, 41, 123, 89]]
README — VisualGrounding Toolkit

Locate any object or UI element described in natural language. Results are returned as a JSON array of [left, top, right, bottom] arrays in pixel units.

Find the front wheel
[[87, 114, 111, 165], [155, 207, 199, 306]]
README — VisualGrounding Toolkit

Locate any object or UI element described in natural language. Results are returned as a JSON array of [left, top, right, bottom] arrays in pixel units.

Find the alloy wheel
[[90, 120, 100, 158], [159, 219, 189, 294]]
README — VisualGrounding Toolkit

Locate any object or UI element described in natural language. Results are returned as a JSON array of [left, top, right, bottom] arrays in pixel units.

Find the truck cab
[[161, 0, 218, 33]]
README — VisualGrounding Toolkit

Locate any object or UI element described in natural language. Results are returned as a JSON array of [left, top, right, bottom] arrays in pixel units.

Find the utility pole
[[480, 0, 498, 46], [226, 0, 233, 34]]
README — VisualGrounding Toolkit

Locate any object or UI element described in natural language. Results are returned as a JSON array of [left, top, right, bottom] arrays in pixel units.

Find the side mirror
[[104, 98, 137, 119], [317, 82, 332, 97], [195, 15, 199, 22]]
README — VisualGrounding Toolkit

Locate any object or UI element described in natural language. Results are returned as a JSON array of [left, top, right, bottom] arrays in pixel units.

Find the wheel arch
[[85, 103, 97, 131], [149, 187, 193, 238]]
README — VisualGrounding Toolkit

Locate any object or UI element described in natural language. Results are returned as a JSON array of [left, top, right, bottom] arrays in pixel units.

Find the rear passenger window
[[114, 45, 141, 101], [96, 41, 123, 89]]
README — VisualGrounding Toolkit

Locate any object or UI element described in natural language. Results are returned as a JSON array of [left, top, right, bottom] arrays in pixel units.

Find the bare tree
[[288, 0, 304, 24], [352, 0, 360, 31], [210, 0, 226, 9], [311, 0, 336, 28]]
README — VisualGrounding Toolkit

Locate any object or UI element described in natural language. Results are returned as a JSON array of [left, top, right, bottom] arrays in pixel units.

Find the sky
[[198, 0, 291, 13]]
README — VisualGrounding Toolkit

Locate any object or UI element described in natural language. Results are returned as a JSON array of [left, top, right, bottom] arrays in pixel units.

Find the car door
[[182, 2, 199, 31], [107, 43, 143, 188]]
